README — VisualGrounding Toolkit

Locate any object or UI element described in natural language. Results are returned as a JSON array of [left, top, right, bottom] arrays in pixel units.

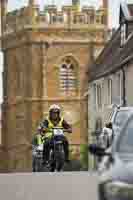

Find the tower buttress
[[0, 0, 8, 35], [103, 0, 108, 9], [102, 0, 108, 26]]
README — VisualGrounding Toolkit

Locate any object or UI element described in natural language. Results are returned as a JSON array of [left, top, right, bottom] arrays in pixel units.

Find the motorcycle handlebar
[[51, 127, 70, 132]]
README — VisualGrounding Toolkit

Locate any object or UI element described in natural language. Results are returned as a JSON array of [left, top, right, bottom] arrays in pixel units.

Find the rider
[[99, 122, 113, 149], [32, 127, 45, 147], [38, 104, 72, 164], [32, 128, 45, 172]]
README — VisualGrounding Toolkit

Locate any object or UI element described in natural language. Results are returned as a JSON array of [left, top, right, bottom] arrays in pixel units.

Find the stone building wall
[[0, 0, 108, 172]]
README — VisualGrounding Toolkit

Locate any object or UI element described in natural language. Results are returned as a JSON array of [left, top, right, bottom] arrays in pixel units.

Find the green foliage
[[64, 144, 88, 171], [65, 146, 82, 171], [80, 144, 88, 171]]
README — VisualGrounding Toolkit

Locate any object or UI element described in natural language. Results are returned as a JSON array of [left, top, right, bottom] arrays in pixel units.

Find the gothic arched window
[[59, 57, 78, 95]]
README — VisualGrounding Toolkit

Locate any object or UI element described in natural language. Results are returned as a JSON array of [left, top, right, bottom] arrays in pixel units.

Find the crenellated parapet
[[1, 2, 108, 36]]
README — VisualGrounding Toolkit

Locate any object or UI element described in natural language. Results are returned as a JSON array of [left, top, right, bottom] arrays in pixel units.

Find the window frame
[[59, 58, 77, 95], [116, 71, 122, 105], [97, 84, 102, 109], [107, 78, 113, 105], [92, 81, 103, 110], [120, 22, 127, 47], [116, 116, 133, 154]]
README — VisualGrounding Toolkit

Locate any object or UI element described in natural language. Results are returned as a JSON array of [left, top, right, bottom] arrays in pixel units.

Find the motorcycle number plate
[[53, 129, 64, 136], [37, 144, 43, 151]]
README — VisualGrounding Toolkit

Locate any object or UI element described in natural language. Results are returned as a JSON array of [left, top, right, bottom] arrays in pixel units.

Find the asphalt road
[[0, 172, 98, 200]]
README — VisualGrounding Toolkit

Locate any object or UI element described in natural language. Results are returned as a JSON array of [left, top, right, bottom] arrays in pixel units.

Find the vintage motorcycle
[[32, 144, 43, 172], [48, 127, 66, 172]]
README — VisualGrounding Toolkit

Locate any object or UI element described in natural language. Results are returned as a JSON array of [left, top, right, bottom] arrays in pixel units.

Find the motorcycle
[[49, 128, 65, 172], [32, 144, 43, 172]]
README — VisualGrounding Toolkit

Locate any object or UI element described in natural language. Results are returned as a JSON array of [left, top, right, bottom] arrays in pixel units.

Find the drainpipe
[[122, 67, 126, 106]]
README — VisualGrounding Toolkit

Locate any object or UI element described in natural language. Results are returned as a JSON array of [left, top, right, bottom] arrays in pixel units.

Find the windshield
[[117, 117, 133, 154], [113, 110, 131, 136]]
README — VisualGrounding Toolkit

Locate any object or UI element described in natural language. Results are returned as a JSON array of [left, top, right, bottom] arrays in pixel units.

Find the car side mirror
[[89, 144, 110, 157]]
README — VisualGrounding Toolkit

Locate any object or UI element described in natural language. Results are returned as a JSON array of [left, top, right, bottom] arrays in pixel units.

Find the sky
[[0, 0, 132, 104]]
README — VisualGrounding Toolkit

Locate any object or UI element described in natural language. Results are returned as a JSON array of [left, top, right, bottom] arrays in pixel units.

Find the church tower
[[0, 0, 108, 172]]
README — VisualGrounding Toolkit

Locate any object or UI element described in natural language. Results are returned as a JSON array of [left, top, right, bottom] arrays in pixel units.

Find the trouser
[[43, 136, 69, 161], [32, 155, 36, 172]]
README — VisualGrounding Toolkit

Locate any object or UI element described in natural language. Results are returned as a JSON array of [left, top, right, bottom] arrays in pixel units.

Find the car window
[[118, 118, 133, 154], [113, 110, 130, 135], [114, 110, 129, 126]]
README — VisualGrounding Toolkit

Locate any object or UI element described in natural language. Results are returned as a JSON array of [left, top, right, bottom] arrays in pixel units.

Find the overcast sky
[[0, 0, 132, 103]]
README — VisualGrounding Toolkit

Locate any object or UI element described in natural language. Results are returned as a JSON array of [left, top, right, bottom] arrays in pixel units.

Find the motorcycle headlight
[[104, 181, 133, 199]]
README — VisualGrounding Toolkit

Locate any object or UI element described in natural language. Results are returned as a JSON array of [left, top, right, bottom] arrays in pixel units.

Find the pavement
[[0, 172, 98, 200]]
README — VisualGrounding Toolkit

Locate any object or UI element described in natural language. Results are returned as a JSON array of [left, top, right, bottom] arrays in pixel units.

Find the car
[[111, 106, 133, 137], [89, 107, 133, 200], [96, 106, 132, 156]]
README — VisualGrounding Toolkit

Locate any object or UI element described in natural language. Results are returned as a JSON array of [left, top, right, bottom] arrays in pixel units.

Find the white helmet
[[49, 104, 61, 112]]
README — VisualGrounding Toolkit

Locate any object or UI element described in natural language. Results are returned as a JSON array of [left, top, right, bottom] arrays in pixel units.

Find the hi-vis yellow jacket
[[36, 134, 45, 145], [44, 117, 64, 138]]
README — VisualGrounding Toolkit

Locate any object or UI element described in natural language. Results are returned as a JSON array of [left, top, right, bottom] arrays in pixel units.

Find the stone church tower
[[0, 0, 108, 172]]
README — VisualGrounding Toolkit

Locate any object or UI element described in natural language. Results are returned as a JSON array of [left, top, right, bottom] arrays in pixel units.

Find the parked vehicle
[[32, 144, 43, 172], [49, 127, 65, 172], [98, 106, 132, 150], [89, 107, 133, 200], [111, 106, 133, 136]]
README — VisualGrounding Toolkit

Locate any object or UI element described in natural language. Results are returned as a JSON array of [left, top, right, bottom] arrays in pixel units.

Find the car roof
[[119, 107, 133, 111], [112, 112, 133, 152], [112, 107, 133, 122]]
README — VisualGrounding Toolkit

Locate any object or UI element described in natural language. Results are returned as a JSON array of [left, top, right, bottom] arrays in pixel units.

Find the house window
[[93, 84, 97, 107], [121, 23, 127, 46], [60, 57, 77, 95], [117, 72, 122, 105], [97, 84, 102, 108], [107, 79, 112, 105], [93, 83, 102, 109]]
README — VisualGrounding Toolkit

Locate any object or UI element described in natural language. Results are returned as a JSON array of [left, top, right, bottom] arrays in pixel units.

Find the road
[[0, 172, 98, 200]]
